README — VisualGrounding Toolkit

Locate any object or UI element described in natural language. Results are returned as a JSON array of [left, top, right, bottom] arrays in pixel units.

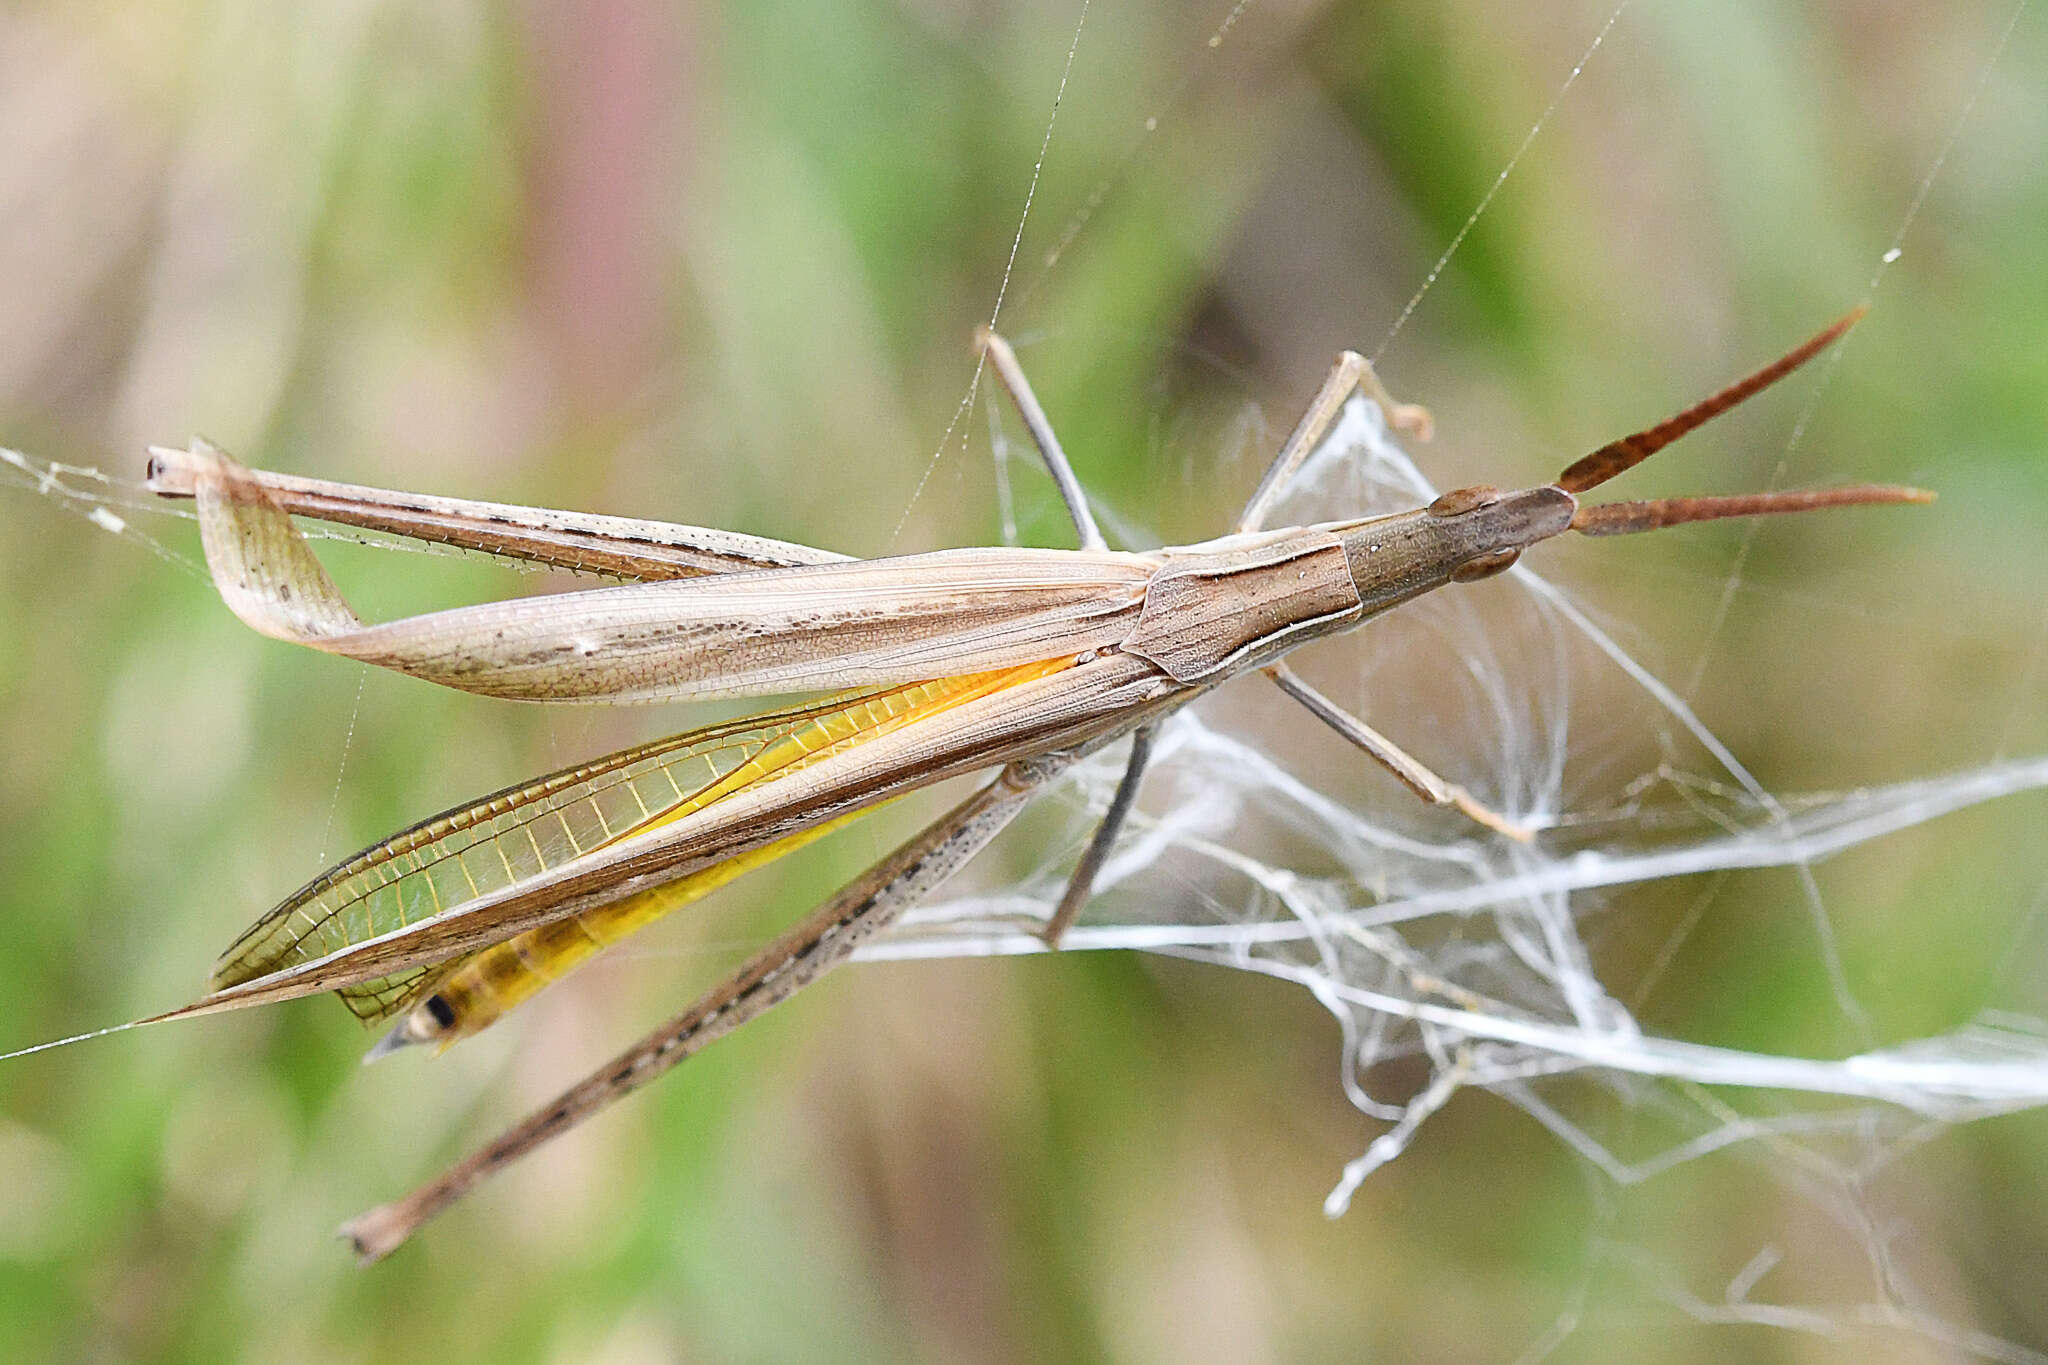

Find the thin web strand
[[1372, 0, 1633, 365], [315, 665, 369, 866], [1014, 0, 1257, 310], [1681, 0, 2032, 701], [888, 0, 1093, 549], [2, 447, 208, 582]]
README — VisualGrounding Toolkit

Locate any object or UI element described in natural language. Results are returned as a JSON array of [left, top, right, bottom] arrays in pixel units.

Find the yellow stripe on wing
[[207, 659, 1076, 1026], [389, 809, 871, 1052], [366, 655, 1076, 1038]]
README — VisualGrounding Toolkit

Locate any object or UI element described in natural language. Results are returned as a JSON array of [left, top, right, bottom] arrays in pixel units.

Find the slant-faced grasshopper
[[25, 310, 1929, 1262]]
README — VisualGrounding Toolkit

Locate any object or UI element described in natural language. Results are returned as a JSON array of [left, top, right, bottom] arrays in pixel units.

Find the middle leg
[[1041, 723, 1156, 947], [1266, 665, 1532, 841]]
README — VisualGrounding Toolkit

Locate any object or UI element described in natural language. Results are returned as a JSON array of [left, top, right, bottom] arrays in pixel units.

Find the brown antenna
[[1555, 306, 1868, 495], [1572, 484, 1933, 536], [1552, 305, 1933, 534]]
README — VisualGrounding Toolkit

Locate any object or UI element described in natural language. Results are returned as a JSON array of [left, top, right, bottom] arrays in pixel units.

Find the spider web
[[884, 389, 2048, 1356], [863, 0, 2048, 1357]]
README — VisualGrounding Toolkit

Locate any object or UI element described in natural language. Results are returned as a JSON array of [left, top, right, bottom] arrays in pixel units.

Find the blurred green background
[[2, 1, 2045, 1360]]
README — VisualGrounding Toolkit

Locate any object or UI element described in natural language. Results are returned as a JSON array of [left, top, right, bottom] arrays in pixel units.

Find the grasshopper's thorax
[[1121, 527, 1362, 682], [1118, 486, 1577, 685]]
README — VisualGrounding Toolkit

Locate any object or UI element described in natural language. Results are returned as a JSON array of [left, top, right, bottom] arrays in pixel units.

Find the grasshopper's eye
[[1428, 485, 1501, 517], [1451, 549, 1520, 582]]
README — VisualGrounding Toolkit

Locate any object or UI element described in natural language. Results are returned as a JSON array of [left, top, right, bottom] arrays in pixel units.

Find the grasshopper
[[34, 311, 1928, 1260]]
